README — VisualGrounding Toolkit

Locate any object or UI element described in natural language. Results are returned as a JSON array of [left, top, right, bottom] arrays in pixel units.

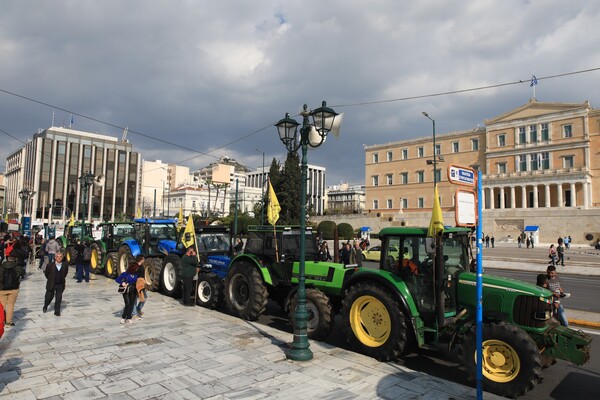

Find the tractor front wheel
[[196, 272, 223, 309], [161, 255, 181, 298], [104, 252, 118, 278], [457, 321, 542, 398], [224, 262, 267, 320], [145, 258, 161, 292], [117, 246, 134, 275], [288, 288, 333, 341], [90, 243, 102, 274], [341, 282, 408, 361]]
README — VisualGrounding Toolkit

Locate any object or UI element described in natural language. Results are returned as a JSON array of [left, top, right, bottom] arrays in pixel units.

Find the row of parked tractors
[[56, 219, 591, 398]]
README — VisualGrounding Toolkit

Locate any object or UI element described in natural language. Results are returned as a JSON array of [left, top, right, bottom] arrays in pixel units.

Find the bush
[[337, 222, 354, 240], [317, 221, 336, 240]]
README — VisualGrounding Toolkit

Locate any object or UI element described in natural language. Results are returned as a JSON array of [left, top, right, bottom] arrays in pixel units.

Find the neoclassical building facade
[[364, 99, 600, 243]]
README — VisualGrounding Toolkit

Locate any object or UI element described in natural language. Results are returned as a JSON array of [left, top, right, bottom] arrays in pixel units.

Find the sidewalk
[[0, 269, 504, 399]]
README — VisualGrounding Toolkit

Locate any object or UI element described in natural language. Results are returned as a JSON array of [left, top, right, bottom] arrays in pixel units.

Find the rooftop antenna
[[121, 126, 129, 142]]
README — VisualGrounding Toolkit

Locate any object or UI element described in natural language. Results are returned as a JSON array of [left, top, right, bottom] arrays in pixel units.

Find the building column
[[557, 183, 563, 208], [488, 187, 495, 209], [544, 184, 551, 207], [570, 183, 577, 207], [533, 185, 538, 208], [481, 188, 486, 210], [510, 186, 516, 209], [583, 181, 589, 209], [521, 185, 527, 208], [499, 187, 505, 209]]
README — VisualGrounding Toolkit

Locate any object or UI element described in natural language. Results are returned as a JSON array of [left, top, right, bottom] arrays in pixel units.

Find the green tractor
[[340, 226, 592, 398], [56, 223, 95, 264], [90, 222, 135, 277], [224, 225, 355, 340]]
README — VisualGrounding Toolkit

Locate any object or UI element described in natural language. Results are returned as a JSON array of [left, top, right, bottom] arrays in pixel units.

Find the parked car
[[363, 245, 400, 261]]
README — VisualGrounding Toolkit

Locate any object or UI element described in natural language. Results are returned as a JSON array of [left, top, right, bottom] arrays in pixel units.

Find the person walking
[[517, 236, 522, 248], [0, 253, 26, 327], [43, 251, 69, 316], [557, 241, 565, 267], [548, 244, 557, 266], [116, 260, 141, 324], [131, 256, 148, 319], [351, 242, 363, 267], [491, 236, 495, 248], [181, 246, 200, 306], [340, 243, 352, 266], [546, 265, 570, 327], [75, 239, 92, 283], [484, 235, 490, 248], [45, 236, 60, 264]]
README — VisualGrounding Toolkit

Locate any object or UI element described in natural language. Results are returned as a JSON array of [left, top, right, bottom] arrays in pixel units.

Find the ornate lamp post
[[256, 148, 265, 225], [422, 112, 437, 187], [79, 172, 96, 240], [275, 101, 339, 361], [18, 187, 36, 234]]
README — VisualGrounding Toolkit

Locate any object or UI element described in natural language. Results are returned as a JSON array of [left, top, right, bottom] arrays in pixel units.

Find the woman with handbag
[[115, 261, 141, 324]]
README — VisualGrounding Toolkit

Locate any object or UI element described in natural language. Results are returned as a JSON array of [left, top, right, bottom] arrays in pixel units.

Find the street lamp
[[422, 112, 437, 187], [256, 148, 265, 225], [18, 187, 36, 234], [275, 101, 340, 361], [79, 172, 96, 240]]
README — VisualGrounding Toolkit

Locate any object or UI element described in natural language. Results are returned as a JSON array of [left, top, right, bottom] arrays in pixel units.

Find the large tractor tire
[[288, 288, 334, 341], [144, 258, 161, 292], [117, 246, 134, 275], [196, 272, 223, 310], [104, 252, 119, 278], [90, 243, 103, 274], [340, 282, 408, 361], [161, 254, 181, 298], [66, 245, 77, 265], [457, 321, 542, 398], [224, 262, 268, 320]]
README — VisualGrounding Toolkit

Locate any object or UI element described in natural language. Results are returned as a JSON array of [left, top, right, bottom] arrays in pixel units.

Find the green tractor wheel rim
[[350, 295, 391, 348], [479, 339, 521, 383]]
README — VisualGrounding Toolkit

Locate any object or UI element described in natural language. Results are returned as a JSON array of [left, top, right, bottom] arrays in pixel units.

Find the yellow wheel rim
[[479, 339, 521, 383], [349, 295, 391, 347], [91, 249, 99, 268], [106, 258, 114, 275]]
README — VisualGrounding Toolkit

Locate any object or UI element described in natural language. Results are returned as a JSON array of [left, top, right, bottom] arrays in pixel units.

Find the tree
[[337, 222, 354, 240], [317, 221, 336, 240], [279, 151, 301, 224]]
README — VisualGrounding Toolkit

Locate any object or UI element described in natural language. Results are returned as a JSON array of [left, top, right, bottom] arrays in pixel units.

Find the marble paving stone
[[4, 374, 48, 393], [97, 377, 140, 394], [31, 381, 77, 398], [127, 382, 171, 399], [0, 389, 37, 400]]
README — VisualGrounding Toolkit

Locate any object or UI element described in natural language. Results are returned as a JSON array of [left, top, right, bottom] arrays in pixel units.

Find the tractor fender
[[158, 239, 178, 255], [228, 254, 273, 286], [120, 239, 142, 257]]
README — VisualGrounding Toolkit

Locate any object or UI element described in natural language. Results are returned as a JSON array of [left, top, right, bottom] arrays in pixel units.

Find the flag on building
[[427, 185, 444, 237], [530, 74, 538, 87], [181, 215, 196, 250], [69, 212, 75, 227], [267, 179, 280, 226], [136, 206, 142, 218]]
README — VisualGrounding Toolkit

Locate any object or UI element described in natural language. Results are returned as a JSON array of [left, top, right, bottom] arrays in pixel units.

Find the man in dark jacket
[[181, 246, 200, 306], [43, 251, 69, 316], [0, 254, 26, 327]]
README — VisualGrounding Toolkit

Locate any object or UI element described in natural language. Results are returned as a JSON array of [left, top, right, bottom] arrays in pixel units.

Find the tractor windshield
[[442, 234, 470, 275], [70, 225, 92, 238], [149, 224, 177, 240], [198, 233, 230, 253]]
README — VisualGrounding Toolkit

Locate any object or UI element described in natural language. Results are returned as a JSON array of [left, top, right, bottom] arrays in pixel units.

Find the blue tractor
[[116, 218, 180, 292]]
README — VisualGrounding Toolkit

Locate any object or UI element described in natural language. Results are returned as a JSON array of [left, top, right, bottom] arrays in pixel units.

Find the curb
[[569, 319, 600, 329]]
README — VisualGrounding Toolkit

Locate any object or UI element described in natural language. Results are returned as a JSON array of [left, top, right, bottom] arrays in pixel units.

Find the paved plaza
[[0, 268, 504, 399]]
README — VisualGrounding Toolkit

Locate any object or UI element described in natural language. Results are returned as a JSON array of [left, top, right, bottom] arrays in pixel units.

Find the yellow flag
[[267, 180, 280, 226], [181, 215, 196, 250], [427, 185, 444, 237], [69, 212, 75, 227], [177, 207, 185, 228]]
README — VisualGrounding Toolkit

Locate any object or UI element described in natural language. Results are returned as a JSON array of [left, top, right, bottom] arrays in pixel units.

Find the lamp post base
[[286, 337, 313, 361]]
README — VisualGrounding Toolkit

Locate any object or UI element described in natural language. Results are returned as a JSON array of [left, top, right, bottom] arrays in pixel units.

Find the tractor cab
[[64, 223, 94, 242], [100, 222, 134, 249], [133, 218, 178, 256]]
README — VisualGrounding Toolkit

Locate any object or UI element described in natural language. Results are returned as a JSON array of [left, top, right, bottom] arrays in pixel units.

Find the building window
[[418, 197, 424, 208], [517, 155, 527, 172], [417, 171, 424, 183], [417, 147, 424, 158], [540, 152, 550, 169], [563, 155, 574, 168], [563, 124, 572, 138], [434, 169, 441, 183], [541, 123, 549, 141], [401, 172, 408, 184], [530, 153, 539, 171], [387, 199, 393, 209], [498, 134, 506, 147], [386, 174, 393, 185], [372, 153, 379, 163], [452, 142, 459, 153], [518, 126, 526, 144], [373, 199, 379, 209], [498, 162, 507, 174], [402, 149, 408, 159], [529, 125, 537, 143], [435, 144, 441, 155], [386, 151, 393, 161], [372, 176, 379, 186], [402, 198, 408, 209], [471, 138, 479, 151]]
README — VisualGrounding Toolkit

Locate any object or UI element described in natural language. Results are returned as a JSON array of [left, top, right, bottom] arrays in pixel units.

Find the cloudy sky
[[1, 1, 599, 185]]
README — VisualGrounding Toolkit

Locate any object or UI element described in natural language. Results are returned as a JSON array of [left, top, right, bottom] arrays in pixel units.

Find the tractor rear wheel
[[90, 243, 103, 274], [161, 254, 181, 298], [288, 288, 333, 341], [104, 252, 118, 278], [144, 258, 161, 292], [196, 272, 223, 309], [457, 321, 542, 398], [66, 245, 77, 265], [341, 282, 408, 361], [224, 262, 267, 320], [117, 246, 134, 275]]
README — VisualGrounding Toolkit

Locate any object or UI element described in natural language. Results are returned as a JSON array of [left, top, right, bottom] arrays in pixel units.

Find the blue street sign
[[448, 165, 475, 186]]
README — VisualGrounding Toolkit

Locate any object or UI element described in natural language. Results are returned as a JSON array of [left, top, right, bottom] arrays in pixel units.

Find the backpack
[[83, 246, 93, 261], [1, 265, 20, 290], [4, 242, 15, 257]]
